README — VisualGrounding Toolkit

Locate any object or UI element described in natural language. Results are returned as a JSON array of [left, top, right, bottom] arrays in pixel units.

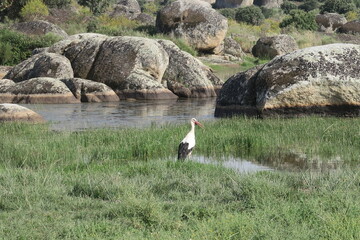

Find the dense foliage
[[280, 9, 318, 30], [0, 29, 61, 65], [320, 0, 356, 14], [235, 6, 265, 25], [20, 0, 49, 21]]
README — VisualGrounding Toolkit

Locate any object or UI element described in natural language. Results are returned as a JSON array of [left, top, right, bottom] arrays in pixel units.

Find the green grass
[[1, 117, 360, 239]]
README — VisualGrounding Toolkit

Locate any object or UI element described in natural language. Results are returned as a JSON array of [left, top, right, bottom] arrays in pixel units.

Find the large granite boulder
[[6, 33, 222, 99], [201, 0, 216, 3], [253, 0, 283, 8], [215, 44, 360, 117], [0, 77, 79, 104], [4, 53, 74, 83], [224, 37, 245, 58], [156, 0, 228, 54], [10, 20, 68, 39], [252, 34, 298, 59], [109, 0, 141, 20], [60, 78, 120, 102], [0, 77, 119, 104], [214, 0, 253, 8], [338, 20, 360, 34], [315, 13, 347, 33], [158, 39, 222, 97], [0, 104, 45, 123]]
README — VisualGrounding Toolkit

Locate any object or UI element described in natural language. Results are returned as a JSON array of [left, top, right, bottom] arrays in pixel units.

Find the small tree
[[235, 6, 265, 25], [299, 0, 320, 12], [320, 0, 355, 14], [77, 0, 110, 16], [281, 1, 298, 14], [280, 9, 317, 30], [20, 0, 49, 21]]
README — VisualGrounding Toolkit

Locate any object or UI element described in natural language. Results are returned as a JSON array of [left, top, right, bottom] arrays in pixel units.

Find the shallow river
[[22, 98, 217, 131]]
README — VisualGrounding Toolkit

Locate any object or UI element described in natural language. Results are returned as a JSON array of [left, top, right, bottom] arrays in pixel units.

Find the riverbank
[[1, 117, 360, 239]]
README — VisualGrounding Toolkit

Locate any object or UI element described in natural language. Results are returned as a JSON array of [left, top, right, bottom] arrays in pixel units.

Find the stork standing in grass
[[178, 118, 204, 160]]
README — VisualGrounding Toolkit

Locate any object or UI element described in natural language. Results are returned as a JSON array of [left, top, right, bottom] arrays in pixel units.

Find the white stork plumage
[[178, 118, 204, 160]]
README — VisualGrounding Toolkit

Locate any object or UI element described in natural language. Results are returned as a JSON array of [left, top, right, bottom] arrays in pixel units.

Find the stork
[[178, 118, 204, 160]]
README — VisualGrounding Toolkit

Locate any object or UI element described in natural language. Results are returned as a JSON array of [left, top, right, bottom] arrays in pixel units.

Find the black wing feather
[[178, 142, 193, 160]]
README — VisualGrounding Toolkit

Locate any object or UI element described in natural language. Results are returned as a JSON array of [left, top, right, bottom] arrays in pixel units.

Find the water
[[191, 155, 272, 173], [22, 98, 217, 131]]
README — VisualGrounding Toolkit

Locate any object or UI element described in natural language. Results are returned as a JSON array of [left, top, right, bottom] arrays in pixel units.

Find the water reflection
[[191, 155, 272, 173], [21, 98, 217, 131]]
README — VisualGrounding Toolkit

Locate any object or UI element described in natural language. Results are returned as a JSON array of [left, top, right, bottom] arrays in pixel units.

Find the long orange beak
[[195, 121, 204, 129]]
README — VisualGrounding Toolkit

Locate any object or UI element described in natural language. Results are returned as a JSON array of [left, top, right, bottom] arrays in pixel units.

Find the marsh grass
[[1, 117, 360, 239]]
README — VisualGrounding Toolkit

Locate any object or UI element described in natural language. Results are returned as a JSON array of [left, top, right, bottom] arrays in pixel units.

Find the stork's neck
[[190, 121, 196, 134]]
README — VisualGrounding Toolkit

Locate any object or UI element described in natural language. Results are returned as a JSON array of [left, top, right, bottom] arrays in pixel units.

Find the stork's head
[[191, 118, 204, 128]]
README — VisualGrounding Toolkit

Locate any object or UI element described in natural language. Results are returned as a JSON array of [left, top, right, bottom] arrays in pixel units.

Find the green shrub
[[20, 0, 49, 21], [280, 9, 317, 30], [43, 0, 71, 8], [0, 42, 12, 65], [0, 29, 61, 65], [320, 0, 356, 14], [235, 6, 265, 25], [281, 1, 298, 14], [218, 8, 236, 20], [298, 0, 320, 12], [77, 0, 110, 16]]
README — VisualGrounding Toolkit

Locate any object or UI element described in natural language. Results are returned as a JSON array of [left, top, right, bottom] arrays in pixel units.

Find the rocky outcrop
[[158, 39, 222, 97], [0, 104, 45, 123], [201, 0, 216, 3], [109, 0, 141, 19], [315, 13, 347, 33], [4, 53, 74, 83], [215, 44, 360, 117], [135, 13, 155, 25], [7, 33, 222, 99], [338, 20, 360, 34], [10, 20, 68, 39], [60, 78, 120, 102], [156, 0, 228, 53], [252, 34, 298, 59], [253, 0, 283, 8], [214, 0, 253, 8], [0, 77, 119, 104], [223, 37, 245, 58]]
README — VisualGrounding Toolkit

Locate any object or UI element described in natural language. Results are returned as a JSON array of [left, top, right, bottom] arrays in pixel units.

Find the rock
[[156, 0, 228, 53], [4, 53, 74, 82], [7, 33, 222, 100], [214, 0, 253, 8], [60, 78, 120, 102], [109, 0, 141, 20], [158, 39, 223, 97], [252, 34, 298, 59], [0, 77, 79, 104], [315, 13, 347, 33], [223, 37, 245, 58], [0, 103, 45, 123], [201, 0, 216, 3], [10, 20, 68, 39], [338, 20, 360, 34], [135, 13, 156, 25], [89, 36, 176, 99], [215, 44, 360, 117], [253, 0, 283, 8]]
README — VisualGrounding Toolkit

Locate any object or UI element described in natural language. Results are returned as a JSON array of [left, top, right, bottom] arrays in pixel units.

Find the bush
[[219, 8, 236, 20], [87, 15, 139, 35], [0, 29, 61, 65], [281, 1, 298, 14], [20, 0, 49, 21], [77, 0, 110, 16], [235, 6, 265, 25], [298, 0, 320, 12], [280, 9, 317, 30], [320, 0, 356, 14]]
